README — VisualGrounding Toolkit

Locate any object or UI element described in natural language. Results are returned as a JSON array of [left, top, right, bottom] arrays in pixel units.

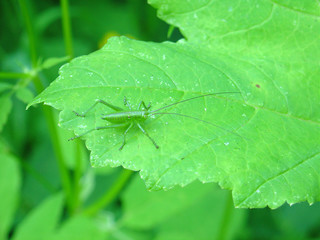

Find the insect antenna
[[151, 112, 245, 140], [150, 92, 241, 114]]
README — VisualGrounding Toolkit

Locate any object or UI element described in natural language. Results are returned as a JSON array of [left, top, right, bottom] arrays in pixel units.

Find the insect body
[[102, 111, 148, 123], [69, 92, 242, 150]]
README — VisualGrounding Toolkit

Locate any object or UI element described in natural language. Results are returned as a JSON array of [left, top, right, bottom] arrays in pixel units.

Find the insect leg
[[119, 123, 134, 150], [73, 99, 124, 117], [68, 123, 128, 141], [136, 123, 159, 149], [138, 101, 151, 110]]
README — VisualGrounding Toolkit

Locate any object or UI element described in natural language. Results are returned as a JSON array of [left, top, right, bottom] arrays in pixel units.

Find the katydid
[[69, 92, 242, 150]]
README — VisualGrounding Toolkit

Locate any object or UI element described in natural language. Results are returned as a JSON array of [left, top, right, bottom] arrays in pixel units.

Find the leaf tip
[[26, 96, 43, 110]]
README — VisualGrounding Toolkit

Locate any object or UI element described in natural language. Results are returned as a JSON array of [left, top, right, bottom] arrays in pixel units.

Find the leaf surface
[[12, 193, 64, 240], [30, 0, 320, 208], [49, 216, 106, 240], [0, 146, 21, 239], [121, 176, 246, 240]]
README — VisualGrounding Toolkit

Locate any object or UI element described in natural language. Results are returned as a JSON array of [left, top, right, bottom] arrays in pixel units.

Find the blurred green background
[[1, 0, 320, 239]]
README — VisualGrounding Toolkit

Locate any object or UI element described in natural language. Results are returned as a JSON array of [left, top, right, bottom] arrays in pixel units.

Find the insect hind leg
[[73, 99, 123, 117]]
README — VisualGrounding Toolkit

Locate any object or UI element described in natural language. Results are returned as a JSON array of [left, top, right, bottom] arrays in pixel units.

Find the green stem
[[60, 0, 74, 58], [60, 0, 83, 215], [0, 72, 30, 79], [18, 0, 73, 213], [71, 141, 83, 213], [34, 76, 74, 213], [83, 169, 133, 216], [18, 0, 37, 68], [217, 191, 235, 240], [167, 25, 175, 39]]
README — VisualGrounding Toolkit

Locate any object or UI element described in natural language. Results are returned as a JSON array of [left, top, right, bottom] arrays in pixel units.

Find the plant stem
[[83, 169, 133, 216], [167, 25, 175, 39], [0, 72, 30, 79], [71, 141, 83, 213], [60, 0, 74, 58], [18, 0, 37, 68], [60, 0, 84, 215], [34, 76, 74, 213], [217, 191, 235, 240], [18, 0, 73, 213]]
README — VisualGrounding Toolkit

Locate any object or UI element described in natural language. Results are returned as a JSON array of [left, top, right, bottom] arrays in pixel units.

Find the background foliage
[[1, 0, 320, 239]]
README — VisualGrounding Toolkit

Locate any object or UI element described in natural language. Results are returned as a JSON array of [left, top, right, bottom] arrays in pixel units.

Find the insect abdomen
[[102, 111, 147, 123]]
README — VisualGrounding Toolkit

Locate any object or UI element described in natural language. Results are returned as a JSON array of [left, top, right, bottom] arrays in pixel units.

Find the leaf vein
[[238, 151, 320, 206]]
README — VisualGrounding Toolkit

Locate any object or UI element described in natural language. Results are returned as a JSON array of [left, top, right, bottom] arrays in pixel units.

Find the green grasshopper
[[69, 92, 242, 150]]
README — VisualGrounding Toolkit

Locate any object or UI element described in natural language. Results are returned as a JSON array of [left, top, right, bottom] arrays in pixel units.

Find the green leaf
[[0, 146, 21, 240], [49, 216, 107, 240], [121, 177, 216, 229], [12, 193, 64, 240], [0, 93, 12, 132], [0, 83, 12, 93], [121, 176, 247, 239], [29, 0, 320, 208]]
